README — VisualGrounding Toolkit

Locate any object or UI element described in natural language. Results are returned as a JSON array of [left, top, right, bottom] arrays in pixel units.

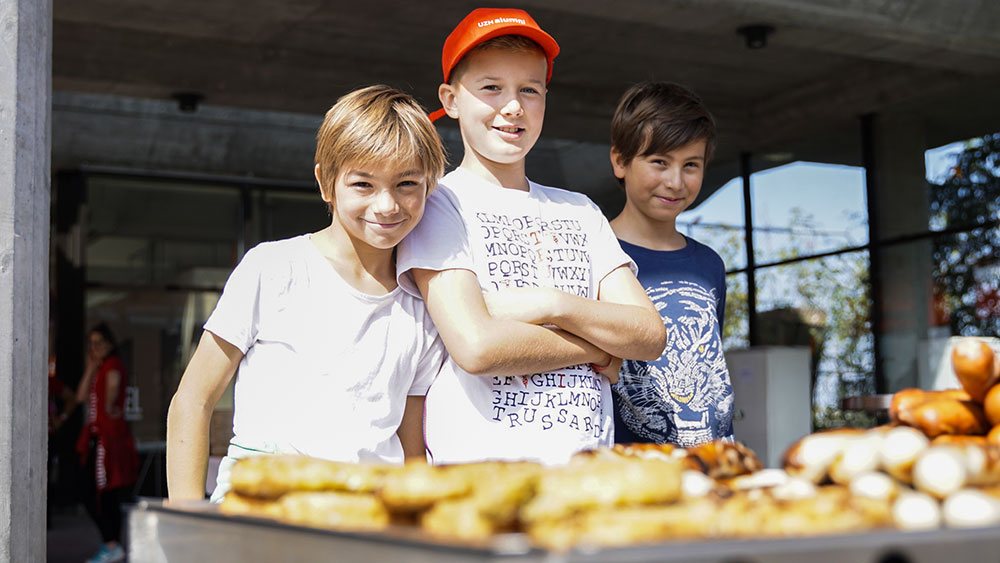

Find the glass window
[[926, 134, 1000, 232], [722, 272, 749, 351], [251, 189, 329, 246], [931, 225, 1000, 337], [749, 162, 868, 264], [754, 251, 874, 417], [86, 177, 241, 285], [680, 177, 747, 270]]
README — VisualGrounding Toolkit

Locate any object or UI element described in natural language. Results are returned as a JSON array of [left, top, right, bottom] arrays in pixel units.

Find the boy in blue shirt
[[608, 81, 735, 447]]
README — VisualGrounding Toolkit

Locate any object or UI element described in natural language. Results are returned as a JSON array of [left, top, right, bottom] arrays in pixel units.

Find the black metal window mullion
[[740, 152, 758, 347]]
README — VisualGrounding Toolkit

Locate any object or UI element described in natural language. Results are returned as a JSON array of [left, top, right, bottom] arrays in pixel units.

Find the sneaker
[[86, 543, 125, 563]]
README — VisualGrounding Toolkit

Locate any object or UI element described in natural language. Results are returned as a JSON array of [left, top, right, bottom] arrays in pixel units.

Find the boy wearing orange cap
[[396, 8, 666, 464]]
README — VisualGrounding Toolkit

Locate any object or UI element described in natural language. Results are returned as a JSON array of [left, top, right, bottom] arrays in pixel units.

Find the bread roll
[[909, 399, 989, 437], [985, 384, 1000, 426], [890, 388, 971, 426], [952, 339, 998, 403], [942, 489, 1000, 528], [880, 426, 929, 484], [782, 428, 865, 483], [892, 491, 941, 531], [932, 435, 989, 446], [988, 425, 1000, 446]]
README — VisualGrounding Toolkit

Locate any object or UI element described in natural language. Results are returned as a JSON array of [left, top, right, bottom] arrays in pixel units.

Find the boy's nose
[[662, 167, 682, 188], [500, 98, 524, 118], [373, 190, 400, 214]]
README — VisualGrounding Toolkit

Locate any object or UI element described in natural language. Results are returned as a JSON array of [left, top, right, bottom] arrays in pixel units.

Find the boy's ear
[[314, 164, 333, 203], [438, 83, 460, 119], [609, 147, 628, 180]]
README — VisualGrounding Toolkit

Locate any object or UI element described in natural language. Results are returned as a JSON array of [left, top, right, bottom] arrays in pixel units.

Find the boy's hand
[[591, 355, 622, 385], [482, 287, 559, 325]]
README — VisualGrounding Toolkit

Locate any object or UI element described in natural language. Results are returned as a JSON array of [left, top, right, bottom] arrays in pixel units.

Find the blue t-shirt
[[612, 237, 735, 446]]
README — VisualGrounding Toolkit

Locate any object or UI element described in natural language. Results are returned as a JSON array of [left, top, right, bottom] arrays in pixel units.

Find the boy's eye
[[520, 87, 539, 94], [398, 180, 421, 188], [482, 84, 501, 92], [351, 181, 373, 189], [685, 162, 702, 169]]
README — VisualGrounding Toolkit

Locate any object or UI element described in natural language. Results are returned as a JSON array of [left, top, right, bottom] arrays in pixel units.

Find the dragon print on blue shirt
[[612, 238, 735, 447]]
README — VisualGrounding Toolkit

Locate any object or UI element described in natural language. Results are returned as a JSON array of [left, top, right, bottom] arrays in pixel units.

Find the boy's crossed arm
[[414, 265, 665, 379], [414, 268, 614, 378], [484, 264, 665, 363]]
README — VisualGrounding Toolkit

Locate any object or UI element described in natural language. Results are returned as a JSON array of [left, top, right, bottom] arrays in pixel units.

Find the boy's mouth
[[493, 125, 524, 136], [365, 218, 406, 228], [656, 195, 684, 205]]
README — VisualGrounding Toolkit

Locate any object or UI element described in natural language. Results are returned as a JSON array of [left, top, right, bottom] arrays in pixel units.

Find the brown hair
[[610, 82, 716, 185], [314, 85, 446, 207], [448, 35, 546, 84]]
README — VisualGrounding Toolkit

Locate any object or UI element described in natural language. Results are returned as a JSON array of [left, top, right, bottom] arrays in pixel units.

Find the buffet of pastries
[[216, 337, 1000, 550]]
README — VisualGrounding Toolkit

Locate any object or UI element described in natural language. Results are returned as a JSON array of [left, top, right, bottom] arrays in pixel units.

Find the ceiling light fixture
[[736, 24, 775, 49], [171, 92, 204, 113]]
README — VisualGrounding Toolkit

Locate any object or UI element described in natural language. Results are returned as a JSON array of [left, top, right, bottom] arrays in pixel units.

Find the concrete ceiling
[[53, 0, 1000, 192]]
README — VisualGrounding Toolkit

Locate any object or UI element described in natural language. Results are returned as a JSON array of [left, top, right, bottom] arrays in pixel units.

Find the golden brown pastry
[[278, 491, 389, 531], [529, 499, 717, 551], [879, 425, 930, 484], [685, 440, 763, 479], [378, 461, 472, 512], [908, 400, 989, 437], [228, 455, 389, 499], [219, 491, 284, 519], [420, 499, 496, 541], [984, 384, 1000, 426], [890, 388, 971, 425], [520, 456, 682, 522], [932, 434, 989, 446], [612, 442, 679, 461], [952, 339, 998, 403], [782, 428, 866, 483], [988, 425, 1000, 446]]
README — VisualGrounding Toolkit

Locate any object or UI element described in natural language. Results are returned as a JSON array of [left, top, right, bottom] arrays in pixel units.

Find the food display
[[782, 337, 1000, 531], [205, 337, 1000, 553]]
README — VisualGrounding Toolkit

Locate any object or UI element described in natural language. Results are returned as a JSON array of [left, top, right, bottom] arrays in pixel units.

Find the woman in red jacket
[[75, 323, 138, 563]]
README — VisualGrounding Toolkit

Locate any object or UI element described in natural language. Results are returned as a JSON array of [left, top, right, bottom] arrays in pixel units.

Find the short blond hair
[[314, 85, 446, 204], [448, 35, 546, 84]]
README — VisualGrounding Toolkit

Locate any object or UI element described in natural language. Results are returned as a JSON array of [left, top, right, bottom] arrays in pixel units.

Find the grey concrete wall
[[52, 91, 625, 212], [0, 0, 51, 560]]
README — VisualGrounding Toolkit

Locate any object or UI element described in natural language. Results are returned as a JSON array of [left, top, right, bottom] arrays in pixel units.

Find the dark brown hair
[[610, 81, 716, 184]]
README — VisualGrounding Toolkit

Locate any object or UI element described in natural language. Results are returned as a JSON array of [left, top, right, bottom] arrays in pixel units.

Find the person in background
[[74, 323, 138, 563], [607, 81, 735, 447], [166, 85, 447, 504]]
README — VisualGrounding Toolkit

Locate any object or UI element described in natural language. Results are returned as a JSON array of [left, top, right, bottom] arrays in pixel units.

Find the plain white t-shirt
[[396, 168, 635, 465], [205, 235, 444, 498]]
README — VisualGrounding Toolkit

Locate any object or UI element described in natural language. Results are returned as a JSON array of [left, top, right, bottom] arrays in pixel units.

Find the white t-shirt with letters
[[397, 168, 634, 464]]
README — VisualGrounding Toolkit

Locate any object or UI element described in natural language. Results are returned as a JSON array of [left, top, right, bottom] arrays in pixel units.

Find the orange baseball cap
[[429, 8, 560, 122]]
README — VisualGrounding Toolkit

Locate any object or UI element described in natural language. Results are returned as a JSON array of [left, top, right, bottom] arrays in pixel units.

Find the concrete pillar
[[873, 111, 933, 392], [0, 0, 51, 560]]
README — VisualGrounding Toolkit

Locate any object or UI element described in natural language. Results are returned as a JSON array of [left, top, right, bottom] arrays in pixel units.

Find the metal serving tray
[[128, 499, 1000, 563]]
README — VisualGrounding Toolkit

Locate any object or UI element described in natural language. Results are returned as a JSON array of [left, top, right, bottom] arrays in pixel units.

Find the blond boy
[[396, 9, 666, 464], [167, 86, 447, 502]]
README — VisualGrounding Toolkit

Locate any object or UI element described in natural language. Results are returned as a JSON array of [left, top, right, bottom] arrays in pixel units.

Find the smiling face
[[612, 138, 707, 227], [319, 160, 429, 251], [440, 47, 547, 175]]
